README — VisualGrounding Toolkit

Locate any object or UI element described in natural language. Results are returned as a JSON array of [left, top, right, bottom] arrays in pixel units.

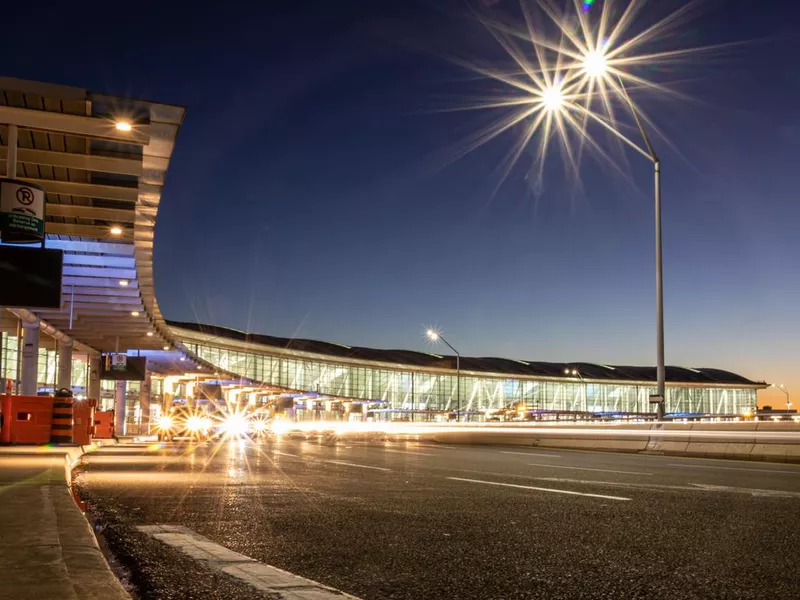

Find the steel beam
[[46, 223, 133, 240], [62, 254, 135, 268], [24, 178, 138, 202], [0, 104, 150, 144], [0, 146, 142, 176], [46, 204, 136, 224]]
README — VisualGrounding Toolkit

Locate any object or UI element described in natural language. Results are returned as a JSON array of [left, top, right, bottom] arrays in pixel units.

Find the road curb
[[422, 426, 800, 464], [62, 439, 131, 599], [0, 439, 130, 600]]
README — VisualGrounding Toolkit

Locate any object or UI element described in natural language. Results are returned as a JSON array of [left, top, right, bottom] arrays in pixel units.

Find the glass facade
[[181, 338, 758, 418], [2, 332, 89, 396]]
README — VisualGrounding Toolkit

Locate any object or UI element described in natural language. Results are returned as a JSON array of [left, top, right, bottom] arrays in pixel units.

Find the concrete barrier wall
[[420, 422, 800, 463]]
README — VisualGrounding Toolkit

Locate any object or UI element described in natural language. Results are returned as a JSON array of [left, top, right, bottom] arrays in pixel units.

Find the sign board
[[0, 178, 46, 244], [110, 354, 128, 372], [100, 355, 146, 381], [649, 394, 664, 404], [0, 245, 63, 308]]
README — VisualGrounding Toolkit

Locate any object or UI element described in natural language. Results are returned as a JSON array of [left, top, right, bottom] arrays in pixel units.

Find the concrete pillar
[[88, 355, 101, 400], [115, 380, 127, 436], [21, 319, 40, 395], [163, 391, 174, 415], [140, 371, 151, 432], [163, 377, 175, 415], [57, 341, 72, 391]]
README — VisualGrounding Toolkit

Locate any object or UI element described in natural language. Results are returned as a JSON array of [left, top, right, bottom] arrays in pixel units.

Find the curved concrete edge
[[60, 440, 131, 600], [0, 439, 130, 600], [423, 428, 800, 464], [51, 482, 133, 600]]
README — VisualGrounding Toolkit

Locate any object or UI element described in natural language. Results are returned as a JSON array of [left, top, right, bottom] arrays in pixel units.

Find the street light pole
[[427, 330, 461, 422], [617, 78, 666, 421], [772, 384, 790, 411], [564, 368, 587, 414]]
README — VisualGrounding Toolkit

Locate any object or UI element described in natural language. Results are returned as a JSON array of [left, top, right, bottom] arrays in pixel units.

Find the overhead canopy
[[0, 77, 185, 353]]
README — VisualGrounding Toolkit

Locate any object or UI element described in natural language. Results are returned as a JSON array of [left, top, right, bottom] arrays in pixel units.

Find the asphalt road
[[75, 439, 800, 600]]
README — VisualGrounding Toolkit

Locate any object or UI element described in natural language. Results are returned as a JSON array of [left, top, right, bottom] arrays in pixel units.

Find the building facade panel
[[178, 331, 759, 418]]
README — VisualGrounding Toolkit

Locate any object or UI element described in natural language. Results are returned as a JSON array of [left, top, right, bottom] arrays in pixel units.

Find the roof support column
[[0, 127, 18, 393], [163, 378, 174, 416], [20, 318, 39, 395], [140, 371, 151, 433], [115, 380, 127, 436], [57, 341, 72, 391], [88, 355, 101, 401]]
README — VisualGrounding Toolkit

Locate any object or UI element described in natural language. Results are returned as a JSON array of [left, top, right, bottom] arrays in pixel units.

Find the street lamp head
[[582, 49, 608, 78], [572, 369, 578, 376], [426, 329, 440, 341], [541, 84, 564, 112], [564, 368, 570, 375]]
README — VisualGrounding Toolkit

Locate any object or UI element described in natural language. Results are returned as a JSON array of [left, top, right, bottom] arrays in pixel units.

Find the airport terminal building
[[0, 76, 766, 432], [169, 321, 765, 420]]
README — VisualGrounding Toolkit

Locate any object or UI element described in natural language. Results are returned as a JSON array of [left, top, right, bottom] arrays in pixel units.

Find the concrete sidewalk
[[0, 444, 130, 600]]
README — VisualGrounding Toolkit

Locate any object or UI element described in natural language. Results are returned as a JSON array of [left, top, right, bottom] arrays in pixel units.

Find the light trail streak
[[668, 464, 800, 475], [258, 420, 800, 442]]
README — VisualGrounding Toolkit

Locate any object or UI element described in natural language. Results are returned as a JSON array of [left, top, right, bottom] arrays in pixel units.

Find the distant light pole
[[564, 368, 587, 415], [772, 384, 791, 411], [427, 329, 461, 422]]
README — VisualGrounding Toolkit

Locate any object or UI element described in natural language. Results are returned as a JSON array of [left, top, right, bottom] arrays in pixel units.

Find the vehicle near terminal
[[156, 405, 213, 441]]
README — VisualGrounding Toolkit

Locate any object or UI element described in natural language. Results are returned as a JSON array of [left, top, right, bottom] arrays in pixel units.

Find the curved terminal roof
[[168, 321, 765, 387], [1, 77, 184, 353]]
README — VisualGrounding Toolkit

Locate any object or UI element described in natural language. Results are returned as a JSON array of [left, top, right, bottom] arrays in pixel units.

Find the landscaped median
[[0, 440, 129, 600], [413, 421, 800, 463]]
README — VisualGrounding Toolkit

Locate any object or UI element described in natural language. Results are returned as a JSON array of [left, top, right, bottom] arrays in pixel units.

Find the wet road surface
[[75, 439, 800, 600]]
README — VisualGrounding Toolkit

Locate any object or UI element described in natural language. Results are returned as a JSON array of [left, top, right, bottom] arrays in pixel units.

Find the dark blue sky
[[3, 0, 799, 394]]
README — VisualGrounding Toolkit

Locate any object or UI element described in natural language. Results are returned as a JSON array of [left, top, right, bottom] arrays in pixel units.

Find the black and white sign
[[0, 178, 45, 243], [110, 353, 128, 371]]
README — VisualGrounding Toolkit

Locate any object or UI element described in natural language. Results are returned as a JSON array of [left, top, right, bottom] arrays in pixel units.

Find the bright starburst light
[[448, 0, 732, 186]]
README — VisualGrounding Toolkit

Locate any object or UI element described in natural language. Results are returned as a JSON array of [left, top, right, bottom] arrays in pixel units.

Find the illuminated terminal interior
[[166, 321, 765, 423]]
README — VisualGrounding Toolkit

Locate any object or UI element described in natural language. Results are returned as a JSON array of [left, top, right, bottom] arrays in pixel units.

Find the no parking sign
[[0, 178, 45, 243]]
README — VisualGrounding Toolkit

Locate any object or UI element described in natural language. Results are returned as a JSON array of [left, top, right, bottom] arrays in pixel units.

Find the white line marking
[[531, 476, 800, 498], [689, 483, 800, 498], [271, 450, 302, 458], [499, 451, 561, 458], [382, 449, 436, 457], [527, 463, 652, 476], [325, 460, 391, 471], [138, 525, 360, 599], [447, 476, 631, 501], [668, 464, 800, 475]]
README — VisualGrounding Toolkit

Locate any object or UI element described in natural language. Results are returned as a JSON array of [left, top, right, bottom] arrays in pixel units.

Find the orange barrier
[[0, 395, 54, 444], [72, 400, 95, 446], [51, 391, 74, 444], [93, 410, 115, 439]]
